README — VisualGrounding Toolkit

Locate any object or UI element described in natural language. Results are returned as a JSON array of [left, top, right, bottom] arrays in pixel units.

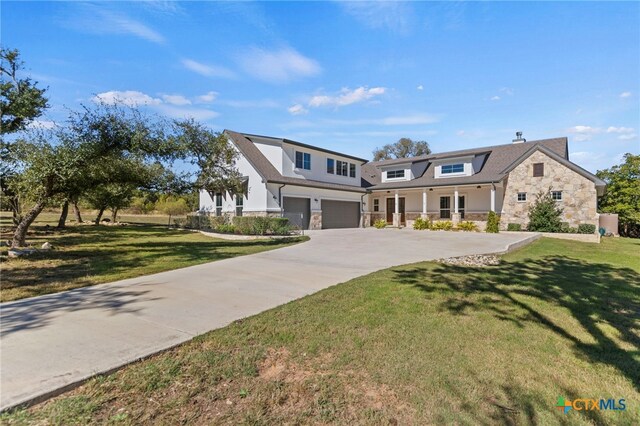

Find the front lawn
[[3, 237, 639, 425], [0, 223, 307, 302]]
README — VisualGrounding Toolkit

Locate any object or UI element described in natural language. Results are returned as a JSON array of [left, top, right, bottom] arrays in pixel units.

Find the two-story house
[[200, 130, 606, 231]]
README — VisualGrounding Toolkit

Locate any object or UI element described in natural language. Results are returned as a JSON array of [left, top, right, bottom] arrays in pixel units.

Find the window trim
[[295, 151, 311, 170], [441, 163, 465, 174], [517, 192, 527, 202], [551, 190, 563, 201], [386, 169, 406, 179]]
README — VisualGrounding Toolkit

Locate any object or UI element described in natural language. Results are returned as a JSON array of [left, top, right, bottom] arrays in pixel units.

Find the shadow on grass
[[393, 256, 640, 392], [0, 285, 161, 337]]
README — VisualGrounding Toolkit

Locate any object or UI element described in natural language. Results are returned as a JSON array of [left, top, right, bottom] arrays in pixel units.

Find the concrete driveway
[[0, 228, 536, 410]]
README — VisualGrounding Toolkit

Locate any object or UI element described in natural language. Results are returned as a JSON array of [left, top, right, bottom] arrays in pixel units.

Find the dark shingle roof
[[225, 130, 367, 193]]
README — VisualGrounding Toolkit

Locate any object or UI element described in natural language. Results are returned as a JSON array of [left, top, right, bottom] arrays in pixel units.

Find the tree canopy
[[372, 138, 431, 161], [597, 153, 640, 237]]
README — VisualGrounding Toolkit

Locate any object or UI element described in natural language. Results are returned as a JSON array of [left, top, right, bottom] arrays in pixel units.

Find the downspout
[[277, 184, 286, 216], [360, 191, 370, 228]]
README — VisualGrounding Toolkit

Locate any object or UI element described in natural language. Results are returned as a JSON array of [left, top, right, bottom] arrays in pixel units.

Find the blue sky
[[4, 1, 639, 172]]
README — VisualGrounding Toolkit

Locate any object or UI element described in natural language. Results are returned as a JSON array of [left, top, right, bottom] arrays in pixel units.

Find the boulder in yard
[[41, 242, 53, 250], [8, 248, 37, 258]]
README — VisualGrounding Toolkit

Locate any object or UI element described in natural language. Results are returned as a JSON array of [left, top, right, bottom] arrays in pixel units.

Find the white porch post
[[395, 191, 399, 214], [490, 186, 496, 212], [422, 189, 427, 219], [393, 190, 401, 227], [452, 188, 461, 225]]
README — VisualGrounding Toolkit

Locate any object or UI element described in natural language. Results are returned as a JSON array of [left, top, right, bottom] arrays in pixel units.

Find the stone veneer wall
[[241, 211, 282, 218], [500, 150, 598, 229]]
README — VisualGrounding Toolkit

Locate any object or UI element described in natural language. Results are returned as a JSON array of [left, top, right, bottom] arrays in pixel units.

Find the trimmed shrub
[[413, 217, 431, 230], [458, 221, 478, 232], [374, 218, 387, 229], [214, 224, 237, 234], [527, 190, 563, 232], [232, 216, 291, 235], [486, 211, 500, 233], [507, 223, 522, 231], [578, 223, 596, 234], [432, 220, 453, 231]]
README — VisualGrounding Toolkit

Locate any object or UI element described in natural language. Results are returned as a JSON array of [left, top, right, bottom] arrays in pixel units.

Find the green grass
[[0, 218, 307, 302], [2, 237, 639, 425]]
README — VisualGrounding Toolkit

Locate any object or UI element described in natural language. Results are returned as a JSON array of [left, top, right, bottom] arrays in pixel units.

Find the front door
[[386, 197, 405, 223], [440, 196, 451, 219], [458, 195, 465, 219]]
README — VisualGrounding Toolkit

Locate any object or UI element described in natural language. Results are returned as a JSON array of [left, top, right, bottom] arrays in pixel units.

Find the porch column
[[490, 186, 496, 212], [452, 188, 461, 225], [393, 191, 401, 227], [421, 189, 428, 219]]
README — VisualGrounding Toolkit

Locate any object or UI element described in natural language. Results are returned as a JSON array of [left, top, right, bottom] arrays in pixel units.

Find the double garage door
[[282, 197, 360, 230]]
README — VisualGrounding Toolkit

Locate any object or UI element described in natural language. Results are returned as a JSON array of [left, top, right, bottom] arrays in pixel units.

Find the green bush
[[413, 217, 431, 230], [373, 218, 387, 229], [577, 224, 596, 234], [432, 220, 453, 231], [214, 224, 237, 234], [507, 223, 522, 231], [527, 190, 563, 232], [232, 216, 291, 235], [457, 221, 478, 232], [486, 211, 500, 233]]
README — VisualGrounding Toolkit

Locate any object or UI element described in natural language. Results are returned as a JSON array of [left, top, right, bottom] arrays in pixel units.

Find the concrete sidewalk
[[0, 229, 537, 410]]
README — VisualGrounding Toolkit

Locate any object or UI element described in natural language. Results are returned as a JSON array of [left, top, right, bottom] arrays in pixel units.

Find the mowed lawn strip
[[2, 238, 639, 425], [0, 222, 308, 302]]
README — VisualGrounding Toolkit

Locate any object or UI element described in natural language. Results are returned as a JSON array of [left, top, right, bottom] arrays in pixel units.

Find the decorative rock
[[41, 242, 53, 250], [8, 248, 37, 258], [437, 254, 500, 267]]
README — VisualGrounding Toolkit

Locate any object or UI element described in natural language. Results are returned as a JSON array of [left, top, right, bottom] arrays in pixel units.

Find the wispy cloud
[[64, 5, 165, 44], [237, 47, 321, 83], [417, 85, 424, 91], [182, 59, 236, 79], [283, 113, 440, 128], [288, 104, 308, 115], [93, 90, 162, 106], [308, 87, 386, 108], [338, 1, 413, 34], [27, 119, 58, 130], [568, 125, 636, 141], [619, 91, 632, 98], [221, 99, 279, 108], [196, 91, 218, 104], [490, 96, 501, 101]]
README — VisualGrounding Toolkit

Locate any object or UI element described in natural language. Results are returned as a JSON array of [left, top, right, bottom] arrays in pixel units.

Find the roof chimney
[[512, 131, 526, 144]]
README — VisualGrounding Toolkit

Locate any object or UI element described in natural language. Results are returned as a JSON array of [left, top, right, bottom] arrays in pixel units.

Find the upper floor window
[[336, 160, 347, 176], [533, 163, 544, 177], [296, 151, 311, 170], [327, 158, 335, 174], [349, 163, 356, 178], [551, 191, 562, 201], [387, 170, 405, 179], [441, 163, 464, 174]]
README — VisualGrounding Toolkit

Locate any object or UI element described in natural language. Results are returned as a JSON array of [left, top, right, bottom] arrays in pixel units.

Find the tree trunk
[[57, 200, 69, 228], [11, 200, 46, 248], [111, 207, 119, 223], [94, 207, 106, 225], [168, 214, 172, 226], [10, 195, 21, 226], [73, 201, 82, 223]]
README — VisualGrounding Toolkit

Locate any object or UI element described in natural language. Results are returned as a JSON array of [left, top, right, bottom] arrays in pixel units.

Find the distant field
[[0, 211, 187, 227]]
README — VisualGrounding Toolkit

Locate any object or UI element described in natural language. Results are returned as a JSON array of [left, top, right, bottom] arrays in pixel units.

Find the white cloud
[[93, 90, 162, 107], [490, 96, 500, 101], [618, 133, 637, 141], [339, 1, 412, 34], [417, 85, 424, 91], [620, 91, 632, 98], [182, 59, 236, 79], [237, 47, 321, 83], [288, 104, 308, 115], [606, 126, 635, 134], [161, 94, 191, 106], [65, 5, 165, 44], [499, 87, 514, 96], [27, 119, 57, 130], [156, 104, 219, 121], [569, 125, 637, 141], [196, 91, 218, 103], [308, 87, 386, 108]]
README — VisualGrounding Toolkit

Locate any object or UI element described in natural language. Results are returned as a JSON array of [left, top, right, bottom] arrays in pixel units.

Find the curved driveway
[[0, 228, 536, 410]]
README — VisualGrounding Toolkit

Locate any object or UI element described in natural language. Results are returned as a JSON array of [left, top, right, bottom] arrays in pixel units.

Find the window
[[533, 163, 544, 177], [235, 195, 243, 217], [439, 196, 451, 219], [349, 163, 356, 178], [336, 160, 348, 176], [373, 199, 379, 212], [386, 169, 405, 179], [458, 195, 465, 219], [327, 158, 335, 174], [551, 191, 563, 201], [215, 192, 223, 217], [295, 151, 311, 170], [517, 192, 527, 202], [441, 163, 465, 174]]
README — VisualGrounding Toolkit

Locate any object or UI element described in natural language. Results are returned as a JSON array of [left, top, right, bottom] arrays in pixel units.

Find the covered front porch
[[365, 184, 504, 228]]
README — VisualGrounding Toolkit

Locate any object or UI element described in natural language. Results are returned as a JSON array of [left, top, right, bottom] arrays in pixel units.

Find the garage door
[[322, 200, 360, 229], [283, 197, 311, 230]]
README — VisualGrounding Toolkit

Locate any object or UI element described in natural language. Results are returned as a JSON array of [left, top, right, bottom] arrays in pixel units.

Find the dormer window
[[387, 170, 405, 179], [441, 163, 464, 174], [295, 151, 311, 170]]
